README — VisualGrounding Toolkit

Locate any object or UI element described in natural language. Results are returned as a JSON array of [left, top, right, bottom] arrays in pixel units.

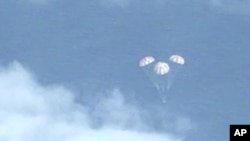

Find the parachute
[[139, 56, 156, 84], [167, 55, 185, 90], [169, 55, 185, 65], [153, 62, 170, 103], [139, 54, 185, 103]]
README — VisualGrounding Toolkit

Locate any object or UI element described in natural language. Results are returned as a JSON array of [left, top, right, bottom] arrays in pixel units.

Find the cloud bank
[[0, 61, 186, 141]]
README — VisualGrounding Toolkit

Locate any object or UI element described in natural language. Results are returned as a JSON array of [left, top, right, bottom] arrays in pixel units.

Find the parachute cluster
[[139, 55, 185, 103]]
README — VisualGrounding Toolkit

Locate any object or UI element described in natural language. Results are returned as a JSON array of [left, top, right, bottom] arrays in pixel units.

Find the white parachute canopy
[[139, 54, 185, 103], [139, 56, 155, 67], [154, 62, 170, 75], [169, 55, 185, 65]]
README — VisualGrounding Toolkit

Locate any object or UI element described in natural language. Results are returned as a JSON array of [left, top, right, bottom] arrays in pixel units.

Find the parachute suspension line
[[161, 85, 167, 103], [166, 71, 175, 91], [157, 85, 164, 103], [142, 69, 159, 90], [156, 80, 168, 103], [167, 64, 182, 91]]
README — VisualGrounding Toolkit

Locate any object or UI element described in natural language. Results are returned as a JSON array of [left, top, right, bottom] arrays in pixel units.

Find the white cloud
[[0, 61, 188, 141]]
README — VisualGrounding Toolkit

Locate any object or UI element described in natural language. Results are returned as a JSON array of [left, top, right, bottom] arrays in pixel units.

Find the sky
[[0, 0, 250, 141]]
